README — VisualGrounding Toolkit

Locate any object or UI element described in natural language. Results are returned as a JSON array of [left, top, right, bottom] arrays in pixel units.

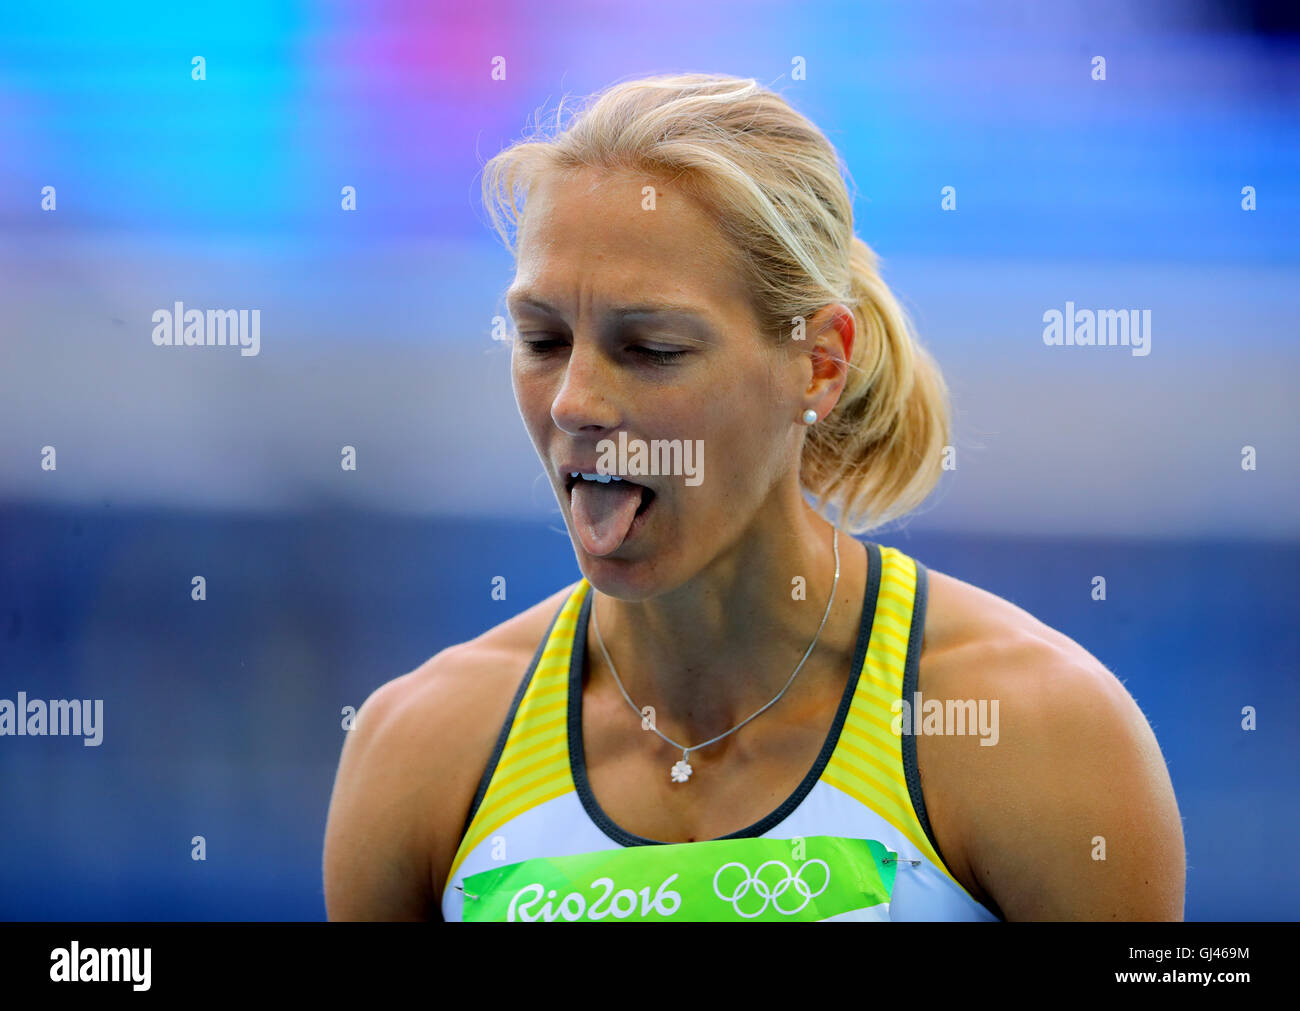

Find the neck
[[586, 504, 866, 749]]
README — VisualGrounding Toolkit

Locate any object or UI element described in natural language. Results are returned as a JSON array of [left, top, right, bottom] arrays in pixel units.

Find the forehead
[[510, 166, 749, 317]]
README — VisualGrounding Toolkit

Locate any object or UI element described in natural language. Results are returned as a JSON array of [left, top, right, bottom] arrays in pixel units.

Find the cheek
[[678, 387, 774, 492], [711, 381, 796, 487], [511, 359, 552, 422]]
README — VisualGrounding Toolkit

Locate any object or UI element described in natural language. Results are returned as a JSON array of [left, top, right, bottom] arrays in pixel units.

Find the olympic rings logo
[[711, 858, 831, 918]]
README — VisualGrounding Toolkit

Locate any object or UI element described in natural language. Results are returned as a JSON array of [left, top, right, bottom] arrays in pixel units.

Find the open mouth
[[564, 472, 657, 555], [564, 473, 657, 515]]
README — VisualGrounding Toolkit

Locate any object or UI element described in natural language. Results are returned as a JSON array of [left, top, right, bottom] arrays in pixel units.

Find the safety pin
[[453, 885, 480, 900], [882, 857, 921, 867]]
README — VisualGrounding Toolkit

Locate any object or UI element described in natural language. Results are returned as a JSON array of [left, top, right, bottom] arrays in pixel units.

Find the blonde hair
[[482, 73, 950, 534]]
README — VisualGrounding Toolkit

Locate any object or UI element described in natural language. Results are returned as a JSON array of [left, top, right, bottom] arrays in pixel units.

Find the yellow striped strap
[[446, 582, 589, 884], [821, 546, 968, 891]]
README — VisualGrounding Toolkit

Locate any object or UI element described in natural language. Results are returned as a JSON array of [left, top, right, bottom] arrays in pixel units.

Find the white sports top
[[441, 541, 1001, 922]]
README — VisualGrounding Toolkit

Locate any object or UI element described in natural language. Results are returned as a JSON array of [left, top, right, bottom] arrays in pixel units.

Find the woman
[[323, 74, 1184, 921]]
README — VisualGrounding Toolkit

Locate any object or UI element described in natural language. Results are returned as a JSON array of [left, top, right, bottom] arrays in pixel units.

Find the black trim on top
[[569, 539, 884, 847], [898, 561, 1004, 919], [900, 559, 948, 866], [456, 596, 571, 842]]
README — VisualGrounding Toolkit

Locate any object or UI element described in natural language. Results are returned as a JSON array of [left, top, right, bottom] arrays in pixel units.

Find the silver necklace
[[590, 527, 840, 783]]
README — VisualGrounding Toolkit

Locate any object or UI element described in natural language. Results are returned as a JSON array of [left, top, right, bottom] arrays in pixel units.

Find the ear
[[802, 303, 855, 415]]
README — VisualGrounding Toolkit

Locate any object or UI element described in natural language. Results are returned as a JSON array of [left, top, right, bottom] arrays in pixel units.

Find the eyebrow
[[505, 291, 718, 342]]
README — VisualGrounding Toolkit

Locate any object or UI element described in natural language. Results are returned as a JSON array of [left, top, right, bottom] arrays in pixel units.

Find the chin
[[570, 536, 680, 602], [561, 483, 673, 599]]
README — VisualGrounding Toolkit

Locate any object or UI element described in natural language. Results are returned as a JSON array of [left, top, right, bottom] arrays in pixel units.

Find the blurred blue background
[[0, 0, 1296, 920]]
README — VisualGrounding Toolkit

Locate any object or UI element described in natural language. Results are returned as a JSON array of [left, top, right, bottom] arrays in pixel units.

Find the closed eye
[[518, 336, 688, 365], [632, 346, 687, 364], [519, 334, 567, 351]]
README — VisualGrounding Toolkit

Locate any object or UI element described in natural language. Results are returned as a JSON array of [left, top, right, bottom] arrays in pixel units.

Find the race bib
[[460, 835, 896, 922]]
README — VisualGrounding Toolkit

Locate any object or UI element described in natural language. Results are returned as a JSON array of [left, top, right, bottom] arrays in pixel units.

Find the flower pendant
[[670, 758, 693, 783]]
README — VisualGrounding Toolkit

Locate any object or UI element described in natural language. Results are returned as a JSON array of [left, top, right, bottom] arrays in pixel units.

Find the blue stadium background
[[1, 0, 1296, 919]]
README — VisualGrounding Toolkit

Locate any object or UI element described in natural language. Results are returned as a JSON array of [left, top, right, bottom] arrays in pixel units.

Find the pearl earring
[[802, 409, 818, 425]]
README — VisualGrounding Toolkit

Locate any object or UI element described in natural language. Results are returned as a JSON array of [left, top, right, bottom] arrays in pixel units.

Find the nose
[[550, 341, 620, 436]]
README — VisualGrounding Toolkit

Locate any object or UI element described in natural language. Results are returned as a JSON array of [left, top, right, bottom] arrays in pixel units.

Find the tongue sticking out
[[570, 480, 644, 556]]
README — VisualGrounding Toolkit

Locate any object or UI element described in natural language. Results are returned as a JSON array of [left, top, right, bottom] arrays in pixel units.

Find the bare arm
[[323, 671, 443, 921], [322, 632, 539, 921], [939, 639, 1186, 920]]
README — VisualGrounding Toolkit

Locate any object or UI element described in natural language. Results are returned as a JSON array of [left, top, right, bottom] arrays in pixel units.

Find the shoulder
[[357, 578, 580, 755], [913, 565, 1185, 920], [323, 580, 581, 919]]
